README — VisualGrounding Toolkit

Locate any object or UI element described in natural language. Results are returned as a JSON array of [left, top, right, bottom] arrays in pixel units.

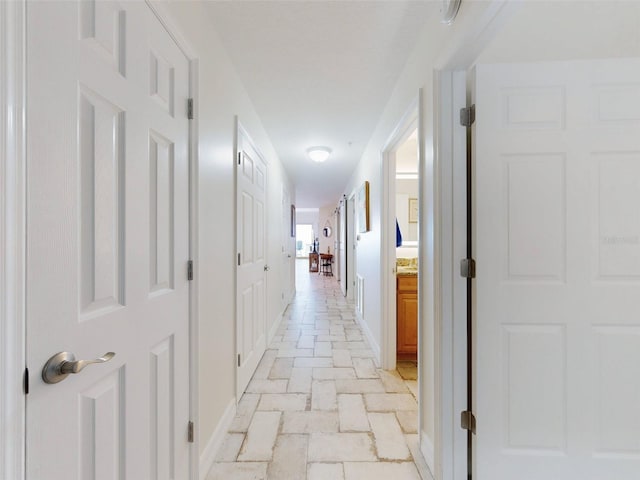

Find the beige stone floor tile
[[343, 461, 421, 480], [229, 393, 260, 432], [313, 367, 357, 380], [396, 410, 418, 434], [379, 369, 409, 393], [353, 357, 379, 379], [294, 357, 333, 368], [314, 341, 333, 357], [237, 411, 281, 461], [217, 263, 421, 478], [246, 379, 288, 394], [252, 350, 278, 380], [307, 433, 377, 462], [277, 348, 314, 358], [364, 393, 417, 412], [257, 393, 308, 411], [266, 434, 308, 480], [287, 367, 313, 393], [368, 412, 411, 460], [312, 380, 338, 411], [406, 380, 418, 399], [297, 335, 316, 349], [308, 463, 345, 480], [281, 411, 339, 433], [335, 379, 386, 394], [338, 394, 370, 432], [269, 358, 294, 379], [332, 349, 353, 367], [215, 433, 245, 462], [206, 462, 268, 480]]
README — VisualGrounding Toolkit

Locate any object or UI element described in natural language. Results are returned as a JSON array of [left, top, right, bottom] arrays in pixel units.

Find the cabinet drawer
[[397, 275, 417, 292]]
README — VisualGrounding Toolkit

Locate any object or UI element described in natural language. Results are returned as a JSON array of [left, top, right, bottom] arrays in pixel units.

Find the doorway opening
[[295, 224, 315, 258]]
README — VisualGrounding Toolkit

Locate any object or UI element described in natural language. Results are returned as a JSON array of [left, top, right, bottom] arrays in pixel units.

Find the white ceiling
[[203, 1, 432, 207]]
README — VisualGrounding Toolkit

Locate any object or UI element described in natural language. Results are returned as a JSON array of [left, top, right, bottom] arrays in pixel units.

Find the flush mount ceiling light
[[307, 146, 332, 163]]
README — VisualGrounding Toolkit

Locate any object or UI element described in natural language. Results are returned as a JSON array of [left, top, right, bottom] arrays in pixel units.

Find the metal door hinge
[[461, 410, 476, 434], [187, 260, 194, 281], [460, 258, 476, 279], [188, 421, 195, 443], [237, 354, 241, 367], [238, 152, 242, 165], [187, 98, 194, 120], [237, 253, 241, 266], [24, 367, 29, 395], [460, 105, 476, 127]]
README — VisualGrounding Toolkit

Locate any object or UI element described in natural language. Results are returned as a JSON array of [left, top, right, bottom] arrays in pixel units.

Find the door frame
[[380, 100, 419, 371], [432, 2, 523, 479], [1, 1, 26, 479], [346, 193, 356, 300]]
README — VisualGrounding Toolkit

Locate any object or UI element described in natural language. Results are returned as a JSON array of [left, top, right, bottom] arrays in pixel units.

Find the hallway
[[206, 260, 427, 479]]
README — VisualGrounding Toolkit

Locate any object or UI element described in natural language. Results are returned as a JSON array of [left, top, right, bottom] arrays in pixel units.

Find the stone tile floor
[[206, 260, 429, 480]]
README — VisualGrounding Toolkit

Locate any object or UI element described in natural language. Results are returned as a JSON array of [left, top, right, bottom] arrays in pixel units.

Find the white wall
[[318, 204, 337, 255], [396, 178, 419, 243], [162, 2, 294, 463], [341, 1, 506, 474]]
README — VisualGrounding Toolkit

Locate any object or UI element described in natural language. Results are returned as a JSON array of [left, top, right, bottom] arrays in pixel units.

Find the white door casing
[[474, 58, 640, 479], [26, 2, 191, 478], [339, 197, 347, 295], [236, 125, 268, 400]]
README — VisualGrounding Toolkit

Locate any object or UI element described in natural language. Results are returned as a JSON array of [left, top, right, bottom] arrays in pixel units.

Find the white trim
[[198, 398, 237, 480], [0, 1, 26, 479], [431, 2, 523, 479], [421, 429, 436, 475], [268, 307, 286, 346], [354, 307, 381, 368], [433, 68, 468, 480], [380, 100, 419, 371], [187, 57, 201, 480], [146, 0, 199, 60]]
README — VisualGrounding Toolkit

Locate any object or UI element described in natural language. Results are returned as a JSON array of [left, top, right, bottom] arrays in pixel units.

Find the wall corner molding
[[199, 398, 237, 480]]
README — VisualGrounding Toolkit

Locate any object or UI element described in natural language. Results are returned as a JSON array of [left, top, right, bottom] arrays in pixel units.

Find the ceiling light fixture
[[307, 146, 332, 163]]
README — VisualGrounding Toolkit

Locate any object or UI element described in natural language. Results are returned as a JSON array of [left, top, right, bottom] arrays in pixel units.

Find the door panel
[[27, 2, 191, 478], [236, 137, 268, 399], [474, 58, 640, 479]]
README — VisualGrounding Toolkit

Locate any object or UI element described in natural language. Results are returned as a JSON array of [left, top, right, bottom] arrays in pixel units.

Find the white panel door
[[26, 2, 191, 479], [474, 58, 640, 479], [339, 198, 347, 295], [236, 130, 268, 399]]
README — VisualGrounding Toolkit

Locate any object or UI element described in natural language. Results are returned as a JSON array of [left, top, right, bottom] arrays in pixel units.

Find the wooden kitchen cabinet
[[397, 275, 418, 360]]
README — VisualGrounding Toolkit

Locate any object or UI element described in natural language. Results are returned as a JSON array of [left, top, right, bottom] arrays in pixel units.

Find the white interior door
[[474, 58, 640, 479], [26, 2, 191, 478], [236, 128, 268, 399]]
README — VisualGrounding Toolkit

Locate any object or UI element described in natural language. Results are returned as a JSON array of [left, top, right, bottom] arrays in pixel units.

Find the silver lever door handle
[[42, 351, 116, 384]]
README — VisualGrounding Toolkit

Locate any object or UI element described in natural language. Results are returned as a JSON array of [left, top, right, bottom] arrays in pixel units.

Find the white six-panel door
[[26, 2, 191, 478], [474, 58, 640, 479], [236, 128, 268, 399]]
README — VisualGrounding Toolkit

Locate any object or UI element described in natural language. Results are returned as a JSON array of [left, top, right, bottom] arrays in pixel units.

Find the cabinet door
[[397, 291, 418, 356]]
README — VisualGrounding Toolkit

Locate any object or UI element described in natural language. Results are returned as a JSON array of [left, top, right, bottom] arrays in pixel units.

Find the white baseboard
[[355, 313, 381, 367], [268, 308, 286, 346], [421, 429, 436, 477], [199, 398, 237, 480]]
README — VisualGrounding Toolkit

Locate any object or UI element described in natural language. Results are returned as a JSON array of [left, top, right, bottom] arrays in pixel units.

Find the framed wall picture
[[357, 181, 370, 233], [409, 198, 418, 223], [290, 204, 296, 237]]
